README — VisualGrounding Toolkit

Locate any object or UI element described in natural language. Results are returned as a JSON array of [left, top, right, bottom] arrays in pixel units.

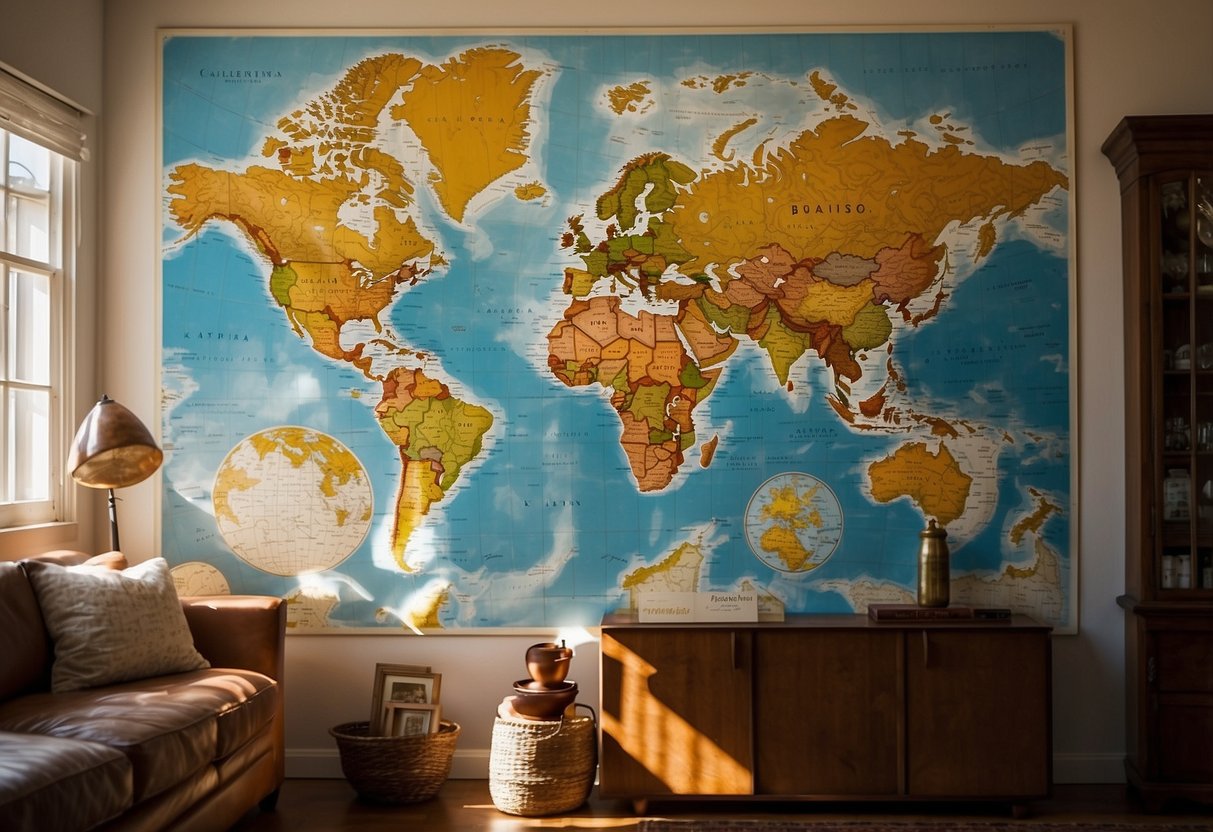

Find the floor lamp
[[67, 394, 164, 552]]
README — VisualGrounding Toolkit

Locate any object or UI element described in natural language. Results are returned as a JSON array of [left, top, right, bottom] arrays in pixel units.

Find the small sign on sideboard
[[638, 591, 758, 623]]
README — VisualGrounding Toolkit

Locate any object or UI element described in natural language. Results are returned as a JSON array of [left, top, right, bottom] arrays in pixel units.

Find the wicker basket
[[329, 720, 460, 804], [489, 705, 597, 816]]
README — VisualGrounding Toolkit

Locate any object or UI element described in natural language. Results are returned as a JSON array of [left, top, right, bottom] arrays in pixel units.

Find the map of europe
[[160, 28, 1074, 631]]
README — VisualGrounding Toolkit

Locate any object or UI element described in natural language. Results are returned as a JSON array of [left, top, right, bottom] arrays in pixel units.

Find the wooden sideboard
[[599, 613, 1052, 814]]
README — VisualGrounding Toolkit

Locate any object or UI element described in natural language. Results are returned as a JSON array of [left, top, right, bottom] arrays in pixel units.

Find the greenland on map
[[158, 27, 1076, 632]]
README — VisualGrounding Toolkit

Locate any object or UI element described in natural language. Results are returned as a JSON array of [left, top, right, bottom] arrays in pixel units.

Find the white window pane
[[0, 268, 7, 382], [0, 115, 68, 527], [7, 194, 49, 262], [9, 387, 49, 502], [10, 270, 49, 384], [8, 134, 49, 193]]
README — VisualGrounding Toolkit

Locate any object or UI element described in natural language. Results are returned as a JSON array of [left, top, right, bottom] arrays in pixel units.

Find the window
[[0, 67, 83, 530]]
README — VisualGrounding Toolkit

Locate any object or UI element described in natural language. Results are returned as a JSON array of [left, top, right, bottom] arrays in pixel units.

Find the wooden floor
[[228, 780, 1212, 831]]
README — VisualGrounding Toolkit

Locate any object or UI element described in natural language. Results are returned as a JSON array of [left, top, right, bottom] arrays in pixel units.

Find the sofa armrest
[[182, 595, 287, 790], [180, 596, 285, 682]]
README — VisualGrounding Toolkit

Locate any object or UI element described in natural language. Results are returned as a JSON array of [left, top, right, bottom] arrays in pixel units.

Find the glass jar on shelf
[[1161, 550, 1192, 589], [1165, 418, 1191, 452], [1197, 177, 1213, 248], [1174, 344, 1193, 371], [1199, 421, 1213, 452], [1199, 476, 1213, 522], [1200, 549, 1213, 589], [1198, 343, 1213, 371], [1162, 181, 1192, 294], [1198, 177, 1213, 293], [1177, 552, 1193, 589], [1164, 467, 1192, 521]]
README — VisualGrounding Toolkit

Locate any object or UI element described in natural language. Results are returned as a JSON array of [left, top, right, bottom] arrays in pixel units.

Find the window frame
[[0, 93, 79, 532]]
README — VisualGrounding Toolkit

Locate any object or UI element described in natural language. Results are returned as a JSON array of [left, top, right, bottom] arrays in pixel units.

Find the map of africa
[[159, 28, 1074, 632]]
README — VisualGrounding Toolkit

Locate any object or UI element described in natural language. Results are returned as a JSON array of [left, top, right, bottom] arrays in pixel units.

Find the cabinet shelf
[[1159, 529, 1213, 549]]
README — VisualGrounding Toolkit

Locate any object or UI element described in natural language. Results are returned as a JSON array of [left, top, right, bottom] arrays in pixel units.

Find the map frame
[[156, 24, 1079, 635]]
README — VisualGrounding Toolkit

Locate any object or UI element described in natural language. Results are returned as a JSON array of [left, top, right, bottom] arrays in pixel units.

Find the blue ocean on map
[[160, 28, 1073, 630]]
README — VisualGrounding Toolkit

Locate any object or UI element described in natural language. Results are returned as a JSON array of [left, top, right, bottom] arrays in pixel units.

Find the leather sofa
[[0, 550, 286, 831]]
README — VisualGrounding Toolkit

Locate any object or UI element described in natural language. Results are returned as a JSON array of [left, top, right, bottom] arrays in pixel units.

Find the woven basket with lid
[[489, 707, 597, 816]]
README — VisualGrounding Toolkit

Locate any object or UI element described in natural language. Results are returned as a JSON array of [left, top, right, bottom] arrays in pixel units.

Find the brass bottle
[[917, 518, 950, 607]]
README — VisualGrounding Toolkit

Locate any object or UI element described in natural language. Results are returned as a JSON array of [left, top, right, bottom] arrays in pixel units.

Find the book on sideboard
[[867, 603, 1013, 622]]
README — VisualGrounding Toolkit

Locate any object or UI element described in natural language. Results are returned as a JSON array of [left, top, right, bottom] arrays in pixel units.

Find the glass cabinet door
[[1159, 174, 1213, 593]]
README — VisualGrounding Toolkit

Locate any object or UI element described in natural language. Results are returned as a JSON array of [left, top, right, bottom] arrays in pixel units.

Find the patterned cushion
[[22, 558, 209, 693]]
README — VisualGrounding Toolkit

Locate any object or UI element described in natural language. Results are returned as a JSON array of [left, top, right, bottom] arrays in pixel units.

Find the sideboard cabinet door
[[905, 629, 1051, 797], [753, 628, 901, 796], [599, 626, 753, 797]]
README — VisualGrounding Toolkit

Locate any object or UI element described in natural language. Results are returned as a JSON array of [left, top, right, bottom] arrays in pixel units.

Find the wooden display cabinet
[[1103, 114, 1213, 810], [599, 613, 1051, 814]]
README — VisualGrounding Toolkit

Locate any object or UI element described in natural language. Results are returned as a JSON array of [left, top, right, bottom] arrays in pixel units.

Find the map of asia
[[159, 28, 1075, 632]]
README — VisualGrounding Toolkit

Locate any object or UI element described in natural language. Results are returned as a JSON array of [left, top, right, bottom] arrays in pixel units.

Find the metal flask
[[917, 518, 951, 607]]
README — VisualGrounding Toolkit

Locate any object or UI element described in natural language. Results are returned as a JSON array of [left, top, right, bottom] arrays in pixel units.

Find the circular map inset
[[170, 561, 231, 595], [744, 472, 843, 573], [213, 426, 373, 576]]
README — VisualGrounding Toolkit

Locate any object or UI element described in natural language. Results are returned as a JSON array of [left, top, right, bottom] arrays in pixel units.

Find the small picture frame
[[370, 663, 441, 735], [383, 702, 441, 737]]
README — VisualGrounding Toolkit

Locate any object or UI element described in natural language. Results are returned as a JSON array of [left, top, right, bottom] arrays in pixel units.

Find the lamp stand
[[106, 488, 121, 552]]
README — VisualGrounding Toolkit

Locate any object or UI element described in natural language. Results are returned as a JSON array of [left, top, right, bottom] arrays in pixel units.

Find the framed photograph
[[383, 702, 441, 738], [370, 663, 441, 734]]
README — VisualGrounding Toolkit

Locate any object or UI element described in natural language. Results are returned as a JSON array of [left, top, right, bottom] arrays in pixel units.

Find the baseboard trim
[[1052, 752, 1125, 784], [287, 747, 489, 780], [288, 748, 1127, 785]]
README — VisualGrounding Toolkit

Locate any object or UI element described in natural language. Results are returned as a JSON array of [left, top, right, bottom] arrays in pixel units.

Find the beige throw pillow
[[24, 557, 209, 692]]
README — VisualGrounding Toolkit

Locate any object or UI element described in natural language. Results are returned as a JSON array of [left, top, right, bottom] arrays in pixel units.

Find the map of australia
[[161, 29, 1074, 631]]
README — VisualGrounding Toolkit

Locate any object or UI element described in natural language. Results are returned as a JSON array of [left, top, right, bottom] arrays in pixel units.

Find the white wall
[[0, 0, 103, 558], [13, 0, 1213, 783]]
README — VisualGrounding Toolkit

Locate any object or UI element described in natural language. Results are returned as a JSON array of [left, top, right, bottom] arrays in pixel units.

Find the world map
[[159, 28, 1074, 631]]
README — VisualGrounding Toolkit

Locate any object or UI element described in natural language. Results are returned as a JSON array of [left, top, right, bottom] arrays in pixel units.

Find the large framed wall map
[[159, 26, 1076, 632]]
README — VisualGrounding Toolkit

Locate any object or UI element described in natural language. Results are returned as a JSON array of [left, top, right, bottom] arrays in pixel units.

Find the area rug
[[638, 821, 1212, 832]]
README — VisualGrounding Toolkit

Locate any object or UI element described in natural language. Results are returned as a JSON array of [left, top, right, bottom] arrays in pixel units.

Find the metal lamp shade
[[67, 395, 163, 489]]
